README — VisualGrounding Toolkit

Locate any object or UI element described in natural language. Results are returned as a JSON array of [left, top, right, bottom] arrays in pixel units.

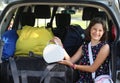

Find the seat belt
[[46, 6, 58, 28]]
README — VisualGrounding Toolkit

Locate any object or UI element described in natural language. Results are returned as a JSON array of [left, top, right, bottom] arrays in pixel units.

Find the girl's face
[[90, 23, 104, 41]]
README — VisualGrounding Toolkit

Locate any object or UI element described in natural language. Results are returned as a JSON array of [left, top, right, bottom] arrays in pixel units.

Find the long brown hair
[[85, 17, 108, 42]]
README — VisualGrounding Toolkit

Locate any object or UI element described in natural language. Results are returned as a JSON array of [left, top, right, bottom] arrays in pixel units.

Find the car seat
[[34, 5, 51, 27], [53, 13, 71, 42], [19, 7, 35, 27], [82, 7, 98, 21], [34, 5, 51, 18], [53, 13, 85, 83]]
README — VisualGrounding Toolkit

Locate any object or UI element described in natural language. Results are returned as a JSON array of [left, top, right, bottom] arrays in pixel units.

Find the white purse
[[94, 75, 113, 83], [88, 42, 113, 83]]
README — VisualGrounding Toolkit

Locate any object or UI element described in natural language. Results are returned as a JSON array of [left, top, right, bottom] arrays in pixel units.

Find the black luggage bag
[[1, 56, 73, 83]]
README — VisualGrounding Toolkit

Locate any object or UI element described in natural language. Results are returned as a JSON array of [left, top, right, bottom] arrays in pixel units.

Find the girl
[[51, 17, 110, 82]]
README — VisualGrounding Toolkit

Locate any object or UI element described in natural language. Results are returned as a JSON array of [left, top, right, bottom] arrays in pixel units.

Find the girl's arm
[[70, 45, 83, 63], [51, 36, 83, 62], [59, 45, 83, 65]]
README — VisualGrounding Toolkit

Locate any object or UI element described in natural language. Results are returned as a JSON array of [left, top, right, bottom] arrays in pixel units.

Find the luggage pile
[[1, 26, 74, 83]]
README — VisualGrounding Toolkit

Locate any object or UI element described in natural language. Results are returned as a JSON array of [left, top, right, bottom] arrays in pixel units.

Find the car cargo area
[[0, 0, 120, 83]]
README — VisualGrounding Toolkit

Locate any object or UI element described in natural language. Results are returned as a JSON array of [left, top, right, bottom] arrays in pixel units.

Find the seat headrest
[[82, 7, 98, 20], [19, 12, 35, 26], [93, 11, 107, 20], [34, 5, 51, 18], [55, 13, 71, 27], [19, 6, 35, 26]]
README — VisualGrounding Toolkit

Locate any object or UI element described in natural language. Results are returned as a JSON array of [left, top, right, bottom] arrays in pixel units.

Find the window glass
[[34, 6, 90, 29], [71, 9, 89, 29]]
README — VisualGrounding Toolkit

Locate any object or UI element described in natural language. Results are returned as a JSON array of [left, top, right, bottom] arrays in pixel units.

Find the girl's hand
[[50, 36, 70, 60], [50, 36, 63, 47], [59, 60, 73, 67]]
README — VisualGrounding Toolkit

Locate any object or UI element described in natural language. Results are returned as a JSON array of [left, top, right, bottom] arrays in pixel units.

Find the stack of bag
[[2, 25, 54, 60]]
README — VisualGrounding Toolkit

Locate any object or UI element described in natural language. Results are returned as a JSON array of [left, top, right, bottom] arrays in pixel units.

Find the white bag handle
[[88, 42, 95, 79]]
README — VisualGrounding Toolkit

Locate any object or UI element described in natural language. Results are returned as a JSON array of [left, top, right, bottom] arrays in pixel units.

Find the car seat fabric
[[82, 7, 98, 20], [15, 25, 54, 56], [53, 13, 71, 42], [34, 5, 51, 18], [18, 6, 36, 27], [1, 30, 18, 60], [19, 12, 35, 27], [55, 13, 71, 27]]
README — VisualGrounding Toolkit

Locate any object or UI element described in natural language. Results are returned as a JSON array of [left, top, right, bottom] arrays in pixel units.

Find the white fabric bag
[[43, 43, 65, 63], [88, 42, 113, 83], [94, 75, 113, 83]]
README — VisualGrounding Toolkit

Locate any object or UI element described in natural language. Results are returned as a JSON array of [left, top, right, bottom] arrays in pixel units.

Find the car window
[[115, 0, 120, 11], [33, 7, 89, 30], [70, 9, 89, 29], [0, 1, 7, 11]]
